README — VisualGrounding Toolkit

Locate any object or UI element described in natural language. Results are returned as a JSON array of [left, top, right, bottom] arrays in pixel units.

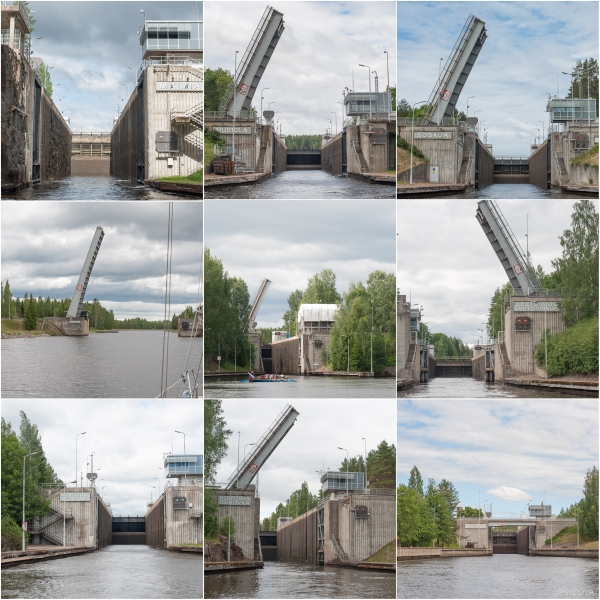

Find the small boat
[[247, 372, 296, 383]]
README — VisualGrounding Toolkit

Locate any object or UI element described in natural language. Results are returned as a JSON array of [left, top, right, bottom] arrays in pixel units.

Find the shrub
[[218, 516, 236, 542], [397, 136, 427, 161], [535, 318, 599, 376], [1, 515, 24, 551]]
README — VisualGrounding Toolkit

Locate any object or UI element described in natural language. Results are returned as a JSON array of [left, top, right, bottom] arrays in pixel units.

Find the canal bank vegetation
[[570, 143, 598, 168], [157, 170, 203, 185], [397, 466, 460, 548], [204, 249, 253, 370], [1, 412, 61, 550], [556, 466, 599, 546], [285, 135, 322, 150], [261, 440, 395, 530], [204, 128, 226, 168], [204, 399, 233, 541], [418, 323, 473, 358]]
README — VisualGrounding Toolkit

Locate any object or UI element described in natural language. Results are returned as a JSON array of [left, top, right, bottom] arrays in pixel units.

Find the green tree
[[204, 400, 232, 484], [457, 506, 483, 518], [580, 466, 598, 540], [219, 516, 236, 542], [35, 61, 53, 96], [205, 68, 234, 112], [408, 466, 424, 497], [390, 85, 396, 111], [486, 283, 513, 339], [566, 58, 599, 116], [1, 280, 14, 319], [285, 135, 323, 150], [23, 296, 37, 330], [366, 440, 396, 489], [301, 269, 341, 304], [396, 98, 412, 117], [204, 491, 219, 539], [552, 200, 599, 325], [282, 289, 303, 338]]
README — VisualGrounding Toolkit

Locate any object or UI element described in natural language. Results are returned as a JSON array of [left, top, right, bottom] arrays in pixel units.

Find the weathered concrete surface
[[164, 485, 203, 548], [110, 87, 139, 181], [472, 353, 486, 380], [397, 162, 428, 183], [214, 488, 259, 561], [277, 508, 318, 563], [71, 157, 110, 175], [112, 532, 146, 544], [396, 293, 411, 380], [300, 332, 332, 374], [71, 132, 111, 175], [476, 137, 494, 188], [530, 548, 599, 558], [146, 494, 165, 548], [1, 45, 70, 190], [272, 337, 299, 375], [321, 131, 344, 175], [45, 317, 89, 336], [177, 317, 202, 337], [1, 546, 94, 568], [272, 129, 287, 173]]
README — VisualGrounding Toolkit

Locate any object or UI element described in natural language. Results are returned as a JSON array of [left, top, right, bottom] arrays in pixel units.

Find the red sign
[[238, 83, 249, 95], [474, 346, 482, 351], [513, 264, 523, 275], [248, 463, 258, 474], [22, 522, 28, 531], [441, 89, 451, 102], [217, 356, 221, 361], [76, 284, 83, 291]]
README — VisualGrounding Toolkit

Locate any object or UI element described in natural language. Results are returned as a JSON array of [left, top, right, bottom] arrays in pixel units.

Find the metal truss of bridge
[[424, 14, 487, 125]]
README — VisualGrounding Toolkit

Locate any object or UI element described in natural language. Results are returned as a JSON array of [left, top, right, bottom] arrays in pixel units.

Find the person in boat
[[248, 371, 256, 381]]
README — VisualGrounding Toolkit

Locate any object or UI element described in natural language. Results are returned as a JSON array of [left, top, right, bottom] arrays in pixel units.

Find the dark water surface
[[2, 176, 198, 200], [436, 183, 597, 200], [397, 377, 589, 398], [206, 170, 395, 199], [2, 330, 202, 398], [206, 375, 395, 398], [397, 554, 599, 599], [1, 545, 202, 599], [205, 561, 395, 599]]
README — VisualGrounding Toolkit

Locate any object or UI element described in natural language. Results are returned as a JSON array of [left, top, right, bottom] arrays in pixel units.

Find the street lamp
[[410, 101, 427, 184], [337, 100, 344, 121], [233, 50, 239, 164], [358, 64, 372, 118], [175, 430, 186, 483], [260, 87, 269, 124], [539, 121, 545, 141], [383, 50, 390, 91], [244, 443, 255, 459], [436, 58, 444, 124], [337, 447, 349, 495], [22, 452, 38, 550], [466, 96, 475, 119], [362, 437, 367, 490], [76, 432, 86, 487], [218, 332, 225, 372], [341, 335, 350, 373], [331, 111, 337, 135]]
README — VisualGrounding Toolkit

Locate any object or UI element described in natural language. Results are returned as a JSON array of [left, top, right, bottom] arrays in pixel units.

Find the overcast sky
[[396, 199, 598, 345], [214, 398, 396, 517], [206, 1, 396, 135], [29, 1, 203, 131], [1, 202, 203, 320], [205, 199, 395, 328], [397, 399, 599, 517], [2, 399, 202, 515], [398, 1, 599, 156]]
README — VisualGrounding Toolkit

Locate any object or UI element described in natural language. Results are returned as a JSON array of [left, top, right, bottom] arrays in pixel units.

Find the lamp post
[[362, 437, 367, 491], [342, 335, 350, 373], [358, 64, 371, 118], [436, 58, 444, 125], [244, 443, 255, 460], [539, 121, 545, 141], [260, 87, 269, 124], [76, 432, 86, 488], [466, 96, 475, 119], [235, 334, 246, 373], [175, 430, 186, 483], [22, 452, 38, 550], [218, 332, 225, 372], [331, 111, 337, 135], [337, 447, 348, 495], [383, 50, 390, 91], [337, 101, 344, 122], [233, 50, 239, 163], [410, 101, 427, 184]]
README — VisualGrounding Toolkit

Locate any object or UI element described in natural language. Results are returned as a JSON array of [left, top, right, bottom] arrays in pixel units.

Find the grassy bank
[[157, 170, 203, 185], [205, 359, 252, 373], [1, 319, 49, 335], [366, 541, 396, 563], [535, 317, 599, 376], [545, 525, 598, 549], [571, 143, 599, 167]]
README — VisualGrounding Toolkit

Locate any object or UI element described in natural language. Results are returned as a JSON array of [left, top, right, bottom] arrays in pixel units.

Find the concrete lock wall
[[399, 125, 464, 184], [476, 138, 494, 188], [97, 495, 112, 549], [71, 133, 111, 176], [397, 162, 428, 183], [272, 337, 300, 375], [164, 485, 203, 547], [472, 353, 486, 380], [505, 296, 564, 375], [455, 519, 493, 548], [1, 45, 71, 189], [277, 508, 318, 563], [216, 489, 257, 560], [272, 130, 287, 173], [145, 494, 165, 548], [300, 332, 332, 373], [321, 131, 344, 175], [205, 119, 258, 172], [45, 317, 89, 336], [396, 294, 411, 379], [177, 318, 202, 337], [33, 487, 105, 548], [529, 138, 549, 188], [548, 127, 600, 186], [247, 332, 262, 371], [110, 87, 139, 181]]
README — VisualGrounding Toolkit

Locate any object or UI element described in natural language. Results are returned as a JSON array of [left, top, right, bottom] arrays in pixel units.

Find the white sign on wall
[[414, 131, 453, 139], [213, 126, 252, 135], [218, 495, 252, 506], [60, 492, 91, 502], [156, 82, 202, 92], [465, 524, 487, 529], [514, 301, 560, 312]]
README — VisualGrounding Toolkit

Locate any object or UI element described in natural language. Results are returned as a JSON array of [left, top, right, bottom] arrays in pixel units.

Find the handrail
[[350, 141, 367, 173]]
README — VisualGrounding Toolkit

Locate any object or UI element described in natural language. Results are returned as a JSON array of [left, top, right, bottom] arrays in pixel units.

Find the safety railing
[[137, 56, 202, 81], [350, 141, 367, 173], [503, 288, 560, 302], [205, 110, 257, 121], [1, 1, 33, 29]]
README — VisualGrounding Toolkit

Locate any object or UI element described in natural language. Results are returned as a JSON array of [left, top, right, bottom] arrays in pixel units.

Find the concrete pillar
[[9, 16, 15, 50]]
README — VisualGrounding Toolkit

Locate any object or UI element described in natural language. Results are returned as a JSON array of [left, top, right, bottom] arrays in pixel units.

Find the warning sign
[[76, 284, 83, 291], [238, 83, 249, 95], [248, 463, 258, 474], [441, 89, 451, 102], [513, 264, 523, 275]]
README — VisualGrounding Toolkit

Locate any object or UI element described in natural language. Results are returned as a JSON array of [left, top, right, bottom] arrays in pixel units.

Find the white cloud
[[487, 486, 533, 502]]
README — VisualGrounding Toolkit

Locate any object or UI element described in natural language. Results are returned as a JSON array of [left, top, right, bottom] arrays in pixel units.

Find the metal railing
[[504, 288, 560, 302], [72, 131, 112, 137], [205, 110, 257, 121], [137, 56, 202, 81], [350, 140, 367, 172], [463, 150, 473, 184], [1, 1, 33, 29], [170, 102, 203, 127], [398, 116, 465, 127]]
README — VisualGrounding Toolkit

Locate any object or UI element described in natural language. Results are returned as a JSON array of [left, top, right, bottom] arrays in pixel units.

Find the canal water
[[397, 555, 599, 599], [206, 170, 395, 199], [1, 331, 202, 398], [437, 183, 597, 200], [397, 377, 585, 398], [205, 561, 395, 598], [1, 545, 202, 599], [206, 375, 395, 398], [1, 176, 197, 200]]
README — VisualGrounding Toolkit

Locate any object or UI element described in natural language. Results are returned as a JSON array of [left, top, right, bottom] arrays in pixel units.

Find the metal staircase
[[219, 6, 285, 116], [31, 505, 73, 546], [66, 226, 104, 318], [331, 534, 349, 562], [351, 140, 368, 172], [554, 151, 569, 184], [171, 103, 203, 129]]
